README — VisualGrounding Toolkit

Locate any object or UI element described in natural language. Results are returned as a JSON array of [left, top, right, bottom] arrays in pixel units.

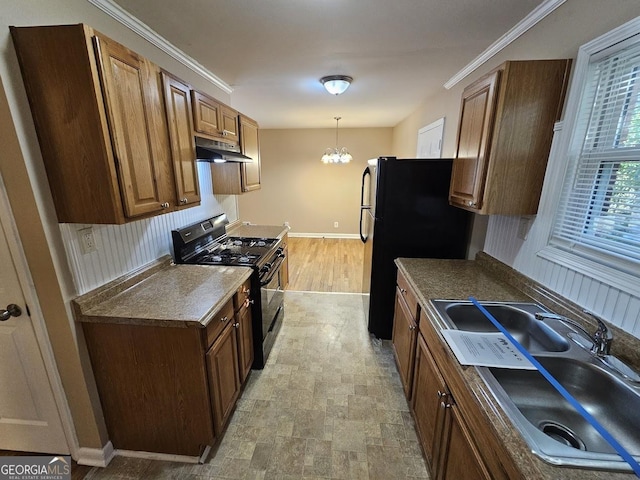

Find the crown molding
[[86, 0, 233, 94], [444, 0, 566, 89]]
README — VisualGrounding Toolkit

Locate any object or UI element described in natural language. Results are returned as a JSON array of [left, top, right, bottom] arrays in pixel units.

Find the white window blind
[[551, 34, 640, 271]]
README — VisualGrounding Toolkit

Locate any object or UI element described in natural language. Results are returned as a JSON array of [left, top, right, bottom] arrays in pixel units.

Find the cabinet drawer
[[397, 270, 419, 320], [205, 298, 234, 348], [233, 278, 252, 313]]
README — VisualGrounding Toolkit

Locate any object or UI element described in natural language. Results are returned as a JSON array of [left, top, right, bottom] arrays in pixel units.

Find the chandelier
[[321, 117, 352, 164]]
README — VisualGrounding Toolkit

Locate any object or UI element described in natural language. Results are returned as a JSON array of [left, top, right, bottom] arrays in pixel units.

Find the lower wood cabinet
[[394, 272, 522, 480], [234, 278, 254, 384], [415, 306, 525, 480], [206, 320, 240, 434], [412, 332, 490, 479], [82, 289, 253, 456], [392, 286, 417, 398], [439, 405, 491, 480], [392, 270, 420, 398], [412, 332, 447, 471]]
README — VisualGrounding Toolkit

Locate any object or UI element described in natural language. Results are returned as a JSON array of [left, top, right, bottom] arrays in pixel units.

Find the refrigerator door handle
[[360, 166, 371, 209], [360, 167, 371, 242]]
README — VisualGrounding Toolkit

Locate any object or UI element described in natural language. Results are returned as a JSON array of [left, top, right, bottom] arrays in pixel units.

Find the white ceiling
[[112, 0, 544, 128]]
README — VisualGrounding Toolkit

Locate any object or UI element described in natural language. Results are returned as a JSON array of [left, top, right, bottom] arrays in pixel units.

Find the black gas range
[[172, 214, 285, 369]]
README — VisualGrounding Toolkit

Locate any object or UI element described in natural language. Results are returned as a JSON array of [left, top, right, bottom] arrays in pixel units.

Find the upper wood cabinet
[[10, 24, 200, 224], [161, 72, 200, 207], [450, 60, 571, 215], [239, 115, 261, 192], [211, 114, 262, 194], [191, 90, 239, 144]]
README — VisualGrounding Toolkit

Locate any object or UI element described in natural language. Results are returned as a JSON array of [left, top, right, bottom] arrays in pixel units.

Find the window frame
[[537, 16, 640, 298]]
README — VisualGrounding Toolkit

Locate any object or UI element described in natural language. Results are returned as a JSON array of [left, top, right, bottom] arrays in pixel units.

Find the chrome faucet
[[534, 311, 614, 357]]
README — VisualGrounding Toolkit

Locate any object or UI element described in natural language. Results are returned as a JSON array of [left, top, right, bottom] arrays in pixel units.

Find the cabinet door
[[219, 105, 239, 143], [439, 404, 491, 480], [239, 115, 261, 192], [191, 90, 221, 136], [236, 305, 254, 385], [450, 70, 500, 211], [206, 322, 241, 434], [412, 333, 447, 473], [94, 34, 164, 218], [392, 288, 417, 398], [161, 73, 200, 207]]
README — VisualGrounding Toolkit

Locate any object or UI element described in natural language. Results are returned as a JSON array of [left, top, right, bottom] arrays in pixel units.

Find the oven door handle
[[259, 253, 286, 286]]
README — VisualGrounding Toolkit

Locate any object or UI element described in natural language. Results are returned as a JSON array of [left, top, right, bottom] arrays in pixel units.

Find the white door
[[417, 118, 445, 158], [0, 216, 69, 453]]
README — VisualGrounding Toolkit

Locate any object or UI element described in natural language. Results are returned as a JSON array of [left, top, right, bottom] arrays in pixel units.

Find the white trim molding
[[86, 0, 232, 94], [288, 232, 361, 239], [76, 441, 115, 467], [444, 0, 566, 89]]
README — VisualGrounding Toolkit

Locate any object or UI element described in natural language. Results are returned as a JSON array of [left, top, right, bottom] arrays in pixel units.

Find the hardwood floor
[[286, 237, 365, 293]]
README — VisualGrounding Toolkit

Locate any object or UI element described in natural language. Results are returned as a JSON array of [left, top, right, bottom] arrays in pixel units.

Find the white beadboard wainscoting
[[485, 215, 640, 337], [60, 162, 238, 295]]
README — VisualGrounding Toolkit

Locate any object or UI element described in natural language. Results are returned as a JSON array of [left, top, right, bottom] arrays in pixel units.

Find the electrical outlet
[[334, 222, 339, 228], [78, 227, 97, 254], [284, 221, 290, 228], [517, 217, 531, 240]]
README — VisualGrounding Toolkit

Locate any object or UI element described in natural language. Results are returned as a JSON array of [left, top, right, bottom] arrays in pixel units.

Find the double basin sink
[[431, 300, 640, 472]]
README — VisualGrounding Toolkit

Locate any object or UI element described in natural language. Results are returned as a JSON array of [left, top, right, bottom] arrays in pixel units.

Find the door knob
[[1, 304, 22, 321]]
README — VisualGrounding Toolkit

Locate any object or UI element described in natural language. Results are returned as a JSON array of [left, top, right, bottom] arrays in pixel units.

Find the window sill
[[537, 246, 640, 297]]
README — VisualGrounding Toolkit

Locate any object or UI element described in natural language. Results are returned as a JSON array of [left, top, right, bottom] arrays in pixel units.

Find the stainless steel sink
[[490, 357, 640, 459], [431, 301, 569, 353], [431, 300, 640, 471]]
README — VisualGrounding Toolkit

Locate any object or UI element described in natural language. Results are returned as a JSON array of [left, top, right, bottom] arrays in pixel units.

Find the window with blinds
[[551, 34, 640, 270]]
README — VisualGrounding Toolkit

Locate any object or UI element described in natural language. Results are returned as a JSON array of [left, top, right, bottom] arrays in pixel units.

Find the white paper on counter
[[441, 330, 536, 370]]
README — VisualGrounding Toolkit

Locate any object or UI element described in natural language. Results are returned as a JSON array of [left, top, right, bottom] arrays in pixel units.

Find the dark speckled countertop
[[73, 257, 252, 328], [396, 256, 637, 480]]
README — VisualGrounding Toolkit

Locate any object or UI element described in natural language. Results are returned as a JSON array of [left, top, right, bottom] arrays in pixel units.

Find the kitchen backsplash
[[59, 162, 237, 295], [485, 215, 640, 339]]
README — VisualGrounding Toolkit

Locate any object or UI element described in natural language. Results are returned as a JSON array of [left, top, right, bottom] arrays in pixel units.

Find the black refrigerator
[[360, 157, 472, 339]]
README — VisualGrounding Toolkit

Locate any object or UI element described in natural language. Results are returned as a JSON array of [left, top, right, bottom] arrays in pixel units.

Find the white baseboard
[[288, 232, 361, 239], [75, 441, 115, 467]]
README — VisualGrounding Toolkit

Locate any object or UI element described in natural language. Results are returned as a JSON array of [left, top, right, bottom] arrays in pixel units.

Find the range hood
[[195, 137, 253, 163]]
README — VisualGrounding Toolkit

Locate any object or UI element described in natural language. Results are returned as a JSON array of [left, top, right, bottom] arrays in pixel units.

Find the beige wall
[[391, 0, 640, 260], [237, 128, 393, 235], [0, 0, 236, 451], [392, 0, 640, 158]]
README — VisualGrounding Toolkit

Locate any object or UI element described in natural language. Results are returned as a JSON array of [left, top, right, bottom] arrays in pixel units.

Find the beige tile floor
[[85, 292, 429, 479]]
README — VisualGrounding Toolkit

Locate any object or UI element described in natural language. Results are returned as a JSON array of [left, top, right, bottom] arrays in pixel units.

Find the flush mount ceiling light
[[321, 117, 352, 164], [320, 75, 353, 95]]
